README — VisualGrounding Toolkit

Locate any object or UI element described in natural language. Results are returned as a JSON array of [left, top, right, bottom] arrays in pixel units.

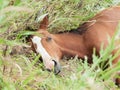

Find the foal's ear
[[39, 14, 49, 30]]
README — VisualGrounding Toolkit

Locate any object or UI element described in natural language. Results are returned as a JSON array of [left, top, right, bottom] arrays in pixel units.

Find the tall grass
[[0, 0, 120, 90]]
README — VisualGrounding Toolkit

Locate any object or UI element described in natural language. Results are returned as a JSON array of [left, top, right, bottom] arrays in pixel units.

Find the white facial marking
[[31, 36, 54, 69]]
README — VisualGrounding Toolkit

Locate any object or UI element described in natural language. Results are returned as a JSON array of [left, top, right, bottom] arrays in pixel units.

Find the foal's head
[[30, 15, 62, 74]]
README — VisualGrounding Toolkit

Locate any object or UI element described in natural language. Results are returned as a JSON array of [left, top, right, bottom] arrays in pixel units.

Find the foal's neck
[[52, 33, 88, 58]]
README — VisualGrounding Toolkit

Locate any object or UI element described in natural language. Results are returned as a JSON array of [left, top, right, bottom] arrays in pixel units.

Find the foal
[[29, 6, 120, 83]]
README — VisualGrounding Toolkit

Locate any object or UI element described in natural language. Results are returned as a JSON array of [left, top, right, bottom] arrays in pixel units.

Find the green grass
[[0, 0, 120, 90]]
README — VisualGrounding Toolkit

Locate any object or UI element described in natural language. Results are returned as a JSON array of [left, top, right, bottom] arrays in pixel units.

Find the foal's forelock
[[31, 36, 55, 70]]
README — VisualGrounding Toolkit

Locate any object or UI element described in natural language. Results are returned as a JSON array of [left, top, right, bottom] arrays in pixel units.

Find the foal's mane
[[58, 22, 89, 34]]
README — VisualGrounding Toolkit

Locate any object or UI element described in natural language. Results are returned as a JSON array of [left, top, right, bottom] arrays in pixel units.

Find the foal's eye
[[46, 36, 52, 42]]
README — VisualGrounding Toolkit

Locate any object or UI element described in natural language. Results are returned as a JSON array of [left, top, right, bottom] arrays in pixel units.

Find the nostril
[[52, 60, 61, 74], [52, 60, 57, 66], [45, 60, 61, 74]]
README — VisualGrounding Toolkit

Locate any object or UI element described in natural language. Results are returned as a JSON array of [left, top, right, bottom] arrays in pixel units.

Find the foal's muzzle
[[46, 60, 61, 74], [52, 60, 61, 74]]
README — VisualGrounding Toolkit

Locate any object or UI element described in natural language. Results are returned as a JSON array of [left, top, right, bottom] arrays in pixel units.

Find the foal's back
[[80, 6, 120, 63]]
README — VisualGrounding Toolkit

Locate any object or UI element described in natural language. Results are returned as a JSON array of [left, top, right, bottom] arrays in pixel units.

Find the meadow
[[0, 0, 120, 90]]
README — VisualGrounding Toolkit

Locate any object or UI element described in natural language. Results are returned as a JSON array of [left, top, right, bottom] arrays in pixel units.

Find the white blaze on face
[[31, 36, 54, 69]]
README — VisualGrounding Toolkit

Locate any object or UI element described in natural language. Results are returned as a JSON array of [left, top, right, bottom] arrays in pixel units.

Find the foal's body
[[30, 6, 120, 84], [50, 7, 120, 63]]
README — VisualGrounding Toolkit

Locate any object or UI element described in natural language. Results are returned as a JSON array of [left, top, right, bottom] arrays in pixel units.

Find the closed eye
[[46, 36, 52, 42]]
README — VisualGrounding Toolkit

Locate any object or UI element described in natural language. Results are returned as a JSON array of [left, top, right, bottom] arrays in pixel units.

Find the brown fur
[[30, 6, 120, 85]]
